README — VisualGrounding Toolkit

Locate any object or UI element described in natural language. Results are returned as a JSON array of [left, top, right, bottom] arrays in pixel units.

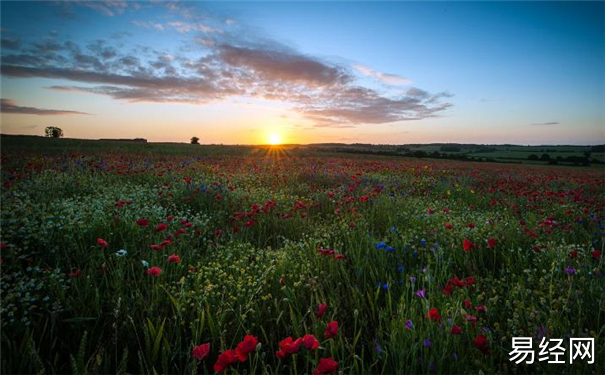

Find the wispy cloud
[[0, 99, 90, 115], [0, 8, 452, 127], [531, 121, 559, 125], [354, 65, 412, 86]]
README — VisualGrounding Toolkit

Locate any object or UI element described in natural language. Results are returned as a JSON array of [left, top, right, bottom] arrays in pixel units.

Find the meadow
[[1, 138, 603, 374]]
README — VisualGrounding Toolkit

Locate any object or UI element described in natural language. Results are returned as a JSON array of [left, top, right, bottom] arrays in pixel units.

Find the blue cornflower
[[423, 339, 432, 347]]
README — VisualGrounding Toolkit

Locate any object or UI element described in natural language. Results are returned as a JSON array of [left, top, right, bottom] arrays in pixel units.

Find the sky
[[1, 1, 604, 145]]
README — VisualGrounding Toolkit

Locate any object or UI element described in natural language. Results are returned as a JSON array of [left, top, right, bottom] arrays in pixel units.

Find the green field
[[1, 136, 604, 374]]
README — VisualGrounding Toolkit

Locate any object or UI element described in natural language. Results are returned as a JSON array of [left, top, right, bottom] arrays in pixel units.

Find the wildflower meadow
[[1, 142, 603, 374]]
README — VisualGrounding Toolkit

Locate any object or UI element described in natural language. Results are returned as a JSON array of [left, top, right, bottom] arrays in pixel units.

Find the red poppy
[[462, 239, 474, 252], [324, 321, 338, 339], [302, 334, 320, 350], [569, 250, 578, 258], [192, 343, 210, 360], [451, 325, 463, 335], [150, 244, 162, 251], [155, 223, 167, 232], [245, 220, 255, 228], [487, 237, 496, 248], [68, 269, 81, 278], [427, 308, 441, 322], [427, 209, 435, 215], [334, 254, 345, 261], [442, 283, 454, 295], [167, 254, 181, 263], [97, 238, 109, 248], [275, 337, 302, 358], [166, 215, 174, 221], [235, 335, 258, 362], [136, 219, 149, 227], [467, 223, 475, 229], [313, 357, 338, 375], [473, 334, 490, 354], [214, 349, 238, 372], [450, 277, 465, 288], [463, 299, 472, 309], [334, 209, 341, 215], [465, 276, 475, 286], [316, 302, 328, 318], [147, 267, 162, 276], [445, 222, 453, 230], [592, 250, 602, 260]]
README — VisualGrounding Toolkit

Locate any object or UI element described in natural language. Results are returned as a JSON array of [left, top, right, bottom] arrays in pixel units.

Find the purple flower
[[415, 289, 426, 299], [452, 352, 458, 361], [423, 338, 432, 347], [409, 276, 416, 284], [405, 320, 413, 330], [564, 267, 576, 275]]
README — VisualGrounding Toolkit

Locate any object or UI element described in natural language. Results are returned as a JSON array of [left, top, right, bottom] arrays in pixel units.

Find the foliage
[[44, 127, 64, 138], [1, 144, 603, 374]]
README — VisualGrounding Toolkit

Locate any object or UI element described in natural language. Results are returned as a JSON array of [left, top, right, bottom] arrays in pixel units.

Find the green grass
[[1, 136, 603, 374]]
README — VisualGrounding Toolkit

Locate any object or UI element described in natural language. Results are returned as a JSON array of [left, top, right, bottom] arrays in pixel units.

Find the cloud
[[1, 37, 21, 50], [76, 0, 129, 17], [531, 121, 559, 125], [132, 20, 164, 31], [1, 19, 452, 127], [354, 65, 412, 86], [0, 99, 90, 115]]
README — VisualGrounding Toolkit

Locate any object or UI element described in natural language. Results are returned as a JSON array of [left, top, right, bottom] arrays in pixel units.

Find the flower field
[[1, 146, 603, 374]]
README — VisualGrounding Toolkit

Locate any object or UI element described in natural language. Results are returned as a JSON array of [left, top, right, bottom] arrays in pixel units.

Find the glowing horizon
[[1, 1, 604, 145]]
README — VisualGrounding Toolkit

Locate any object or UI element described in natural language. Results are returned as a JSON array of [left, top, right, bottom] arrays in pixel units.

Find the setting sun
[[269, 133, 281, 145]]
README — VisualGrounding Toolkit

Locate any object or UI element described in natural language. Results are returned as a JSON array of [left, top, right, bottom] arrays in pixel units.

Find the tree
[[45, 126, 63, 138], [190, 136, 200, 145]]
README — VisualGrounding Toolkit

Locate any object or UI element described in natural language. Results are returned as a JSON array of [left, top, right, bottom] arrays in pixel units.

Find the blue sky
[[1, 1, 603, 145]]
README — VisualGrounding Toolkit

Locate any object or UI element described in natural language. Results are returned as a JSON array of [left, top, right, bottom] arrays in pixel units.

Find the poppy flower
[[155, 223, 167, 232], [302, 334, 320, 350], [462, 239, 474, 252], [427, 308, 441, 322], [150, 244, 162, 251], [467, 223, 475, 229], [324, 321, 338, 339], [445, 222, 453, 230], [449, 277, 465, 288], [592, 250, 602, 260], [192, 343, 210, 360], [167, 254, 181, 263], [465, 276, 475, 286], [463, 299, 472, 309], [569, 250, 578, 258], [451, 325, 463, 335], [97, 238, 109, 248], [442, 283, 454, 295], [487, 237, 496, 248], [136, 219, 149, 227], [473, 334, 490, 354], [275, 337, 302, 358], [214, 349, 238, 372], [316, 302, 328, 318], [147, 266, 162, 276], [235, 335, 258, 362], [313, 357, 338, 375], [68, 269, 81, 278]]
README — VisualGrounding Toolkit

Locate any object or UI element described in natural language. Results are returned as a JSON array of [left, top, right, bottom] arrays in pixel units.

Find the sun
[[269, 133, 281, 145]]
